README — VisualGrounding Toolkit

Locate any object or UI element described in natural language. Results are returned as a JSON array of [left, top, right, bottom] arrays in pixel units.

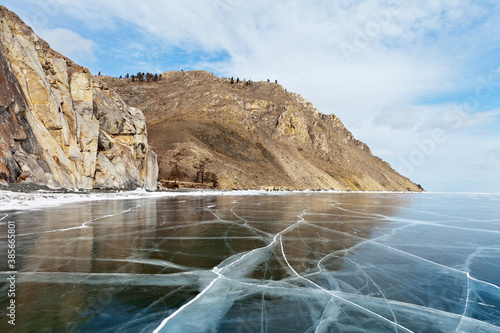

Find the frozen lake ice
[[1, 192, 499, 332]]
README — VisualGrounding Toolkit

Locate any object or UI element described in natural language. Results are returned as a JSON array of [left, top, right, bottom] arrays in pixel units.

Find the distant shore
[[0, 185, 431, 213]]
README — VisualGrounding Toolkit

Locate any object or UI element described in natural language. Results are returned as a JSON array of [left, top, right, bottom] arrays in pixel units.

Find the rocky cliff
[[103, 71, 423, 191], [0, 7, 157, 190]]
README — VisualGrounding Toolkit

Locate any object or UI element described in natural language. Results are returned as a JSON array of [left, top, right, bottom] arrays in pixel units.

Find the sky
[[3, 0, 500, 193]]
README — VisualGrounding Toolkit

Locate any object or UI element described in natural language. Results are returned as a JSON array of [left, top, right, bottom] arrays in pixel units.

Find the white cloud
[[375, 102, 500, 133], [392, 130, 500, 192], [471, 147, 500, 170], [418, 109, 500, 132], [38, 28, 96, 64], [374, 103, 428, 131]]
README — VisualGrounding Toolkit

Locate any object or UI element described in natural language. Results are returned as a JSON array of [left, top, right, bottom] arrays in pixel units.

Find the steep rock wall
[[0, 6, 157, 190]]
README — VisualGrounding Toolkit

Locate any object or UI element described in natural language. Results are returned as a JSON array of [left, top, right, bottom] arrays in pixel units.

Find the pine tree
[[193, 158, 211, 184], [209, 173, 219, 188], [169, 152, 182, 184]]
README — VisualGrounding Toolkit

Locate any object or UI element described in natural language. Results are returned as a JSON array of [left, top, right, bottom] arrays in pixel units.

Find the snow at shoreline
[[2, 188, 494, 212], [0, 188, 365, 212], [0, 189, 230, 212], [0, 189, 310, 212]]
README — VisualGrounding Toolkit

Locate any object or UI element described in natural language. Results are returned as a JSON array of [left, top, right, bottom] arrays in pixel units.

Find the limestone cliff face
[[104, 71, 423, 192], [0, 7, 157, 190]]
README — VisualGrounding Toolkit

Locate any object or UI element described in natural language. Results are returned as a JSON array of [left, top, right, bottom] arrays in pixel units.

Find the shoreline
[[0, 186, 418, 212], [1, 186, 497, 213]]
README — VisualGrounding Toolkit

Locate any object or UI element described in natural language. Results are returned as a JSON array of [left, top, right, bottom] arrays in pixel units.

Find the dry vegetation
[[100, 71, 423, 191]]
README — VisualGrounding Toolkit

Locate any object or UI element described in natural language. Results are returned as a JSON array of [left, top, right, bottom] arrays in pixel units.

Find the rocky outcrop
[[104, 71, 423, 191], [0, 6, 157, 190]]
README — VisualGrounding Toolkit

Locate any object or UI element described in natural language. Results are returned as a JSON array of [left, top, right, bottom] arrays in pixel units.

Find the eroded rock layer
[[0, 6, 157, 190]]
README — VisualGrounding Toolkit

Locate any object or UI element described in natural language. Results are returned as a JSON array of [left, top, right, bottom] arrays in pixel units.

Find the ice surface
[[1, 192, 499, 332]]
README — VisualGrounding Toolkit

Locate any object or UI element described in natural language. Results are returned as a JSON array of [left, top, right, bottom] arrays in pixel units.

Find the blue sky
[[4, 0, 500, 193]]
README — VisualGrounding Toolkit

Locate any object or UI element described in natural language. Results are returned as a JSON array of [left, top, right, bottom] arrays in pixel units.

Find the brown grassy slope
[[101, 71, 423, 191]]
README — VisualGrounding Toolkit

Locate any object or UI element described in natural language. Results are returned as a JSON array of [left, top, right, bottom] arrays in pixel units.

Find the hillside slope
[[103, 71, 422, 191]]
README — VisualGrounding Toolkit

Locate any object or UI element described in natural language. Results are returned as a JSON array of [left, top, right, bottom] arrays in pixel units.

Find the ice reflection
[[0, 193, 499, 332]]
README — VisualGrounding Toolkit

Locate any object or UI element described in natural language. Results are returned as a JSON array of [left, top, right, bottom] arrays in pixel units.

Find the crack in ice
[[279, 212, 415, 333], [152, 209, 308, 332], [16, 204, 142, 236]]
